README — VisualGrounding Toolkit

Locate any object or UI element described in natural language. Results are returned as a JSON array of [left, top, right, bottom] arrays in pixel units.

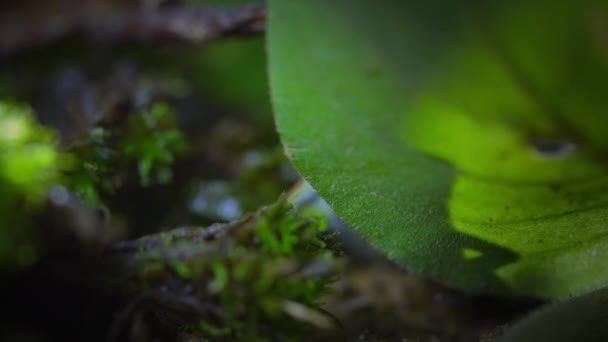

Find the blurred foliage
[[0, 78, 12, 97], [0, 101, 61, 267], [187, 38, 272, 128], [64, 127, 118, 204], [186, 147, 298, 225]]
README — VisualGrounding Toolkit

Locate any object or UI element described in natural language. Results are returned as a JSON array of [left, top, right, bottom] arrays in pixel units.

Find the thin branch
[[105, 289, 223, 342], [0, 2, 265, 55]]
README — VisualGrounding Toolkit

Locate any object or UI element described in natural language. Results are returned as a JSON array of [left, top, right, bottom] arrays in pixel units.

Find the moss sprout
[[64, 102, 186, 203], [122, 103, 187, 187]]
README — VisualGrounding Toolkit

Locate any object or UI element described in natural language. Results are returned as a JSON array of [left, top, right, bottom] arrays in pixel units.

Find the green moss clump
[[104, 198, 337, 340]]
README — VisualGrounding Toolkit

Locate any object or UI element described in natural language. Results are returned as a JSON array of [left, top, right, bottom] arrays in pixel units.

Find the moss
[[121, 103, 187, 187], [63, 102, 186, 204], [104, 198, 337, 340], [63, 127, 118, 204]]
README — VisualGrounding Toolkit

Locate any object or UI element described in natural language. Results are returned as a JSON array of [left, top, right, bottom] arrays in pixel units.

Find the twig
[[0, 2, 265, 55]]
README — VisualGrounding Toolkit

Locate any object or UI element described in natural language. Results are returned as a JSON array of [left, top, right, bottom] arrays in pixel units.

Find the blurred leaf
[[498, 287, 608, 342], [268, 0, 608, 297]]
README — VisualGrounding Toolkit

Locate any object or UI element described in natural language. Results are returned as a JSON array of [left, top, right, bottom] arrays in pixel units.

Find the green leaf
[[268, 1, 608, 296], [498, 287, 608, 342]]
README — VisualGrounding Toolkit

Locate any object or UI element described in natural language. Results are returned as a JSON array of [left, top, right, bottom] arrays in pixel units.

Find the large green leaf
[[267, 0, 608, 297]]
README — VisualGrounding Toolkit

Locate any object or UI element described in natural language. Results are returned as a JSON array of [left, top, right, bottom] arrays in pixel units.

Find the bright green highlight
[[0, 101, 61, 268], [462, 248, 483, 260]]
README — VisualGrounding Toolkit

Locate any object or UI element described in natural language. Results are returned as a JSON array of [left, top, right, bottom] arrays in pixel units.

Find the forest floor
[[0, 1, 542, 341]]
